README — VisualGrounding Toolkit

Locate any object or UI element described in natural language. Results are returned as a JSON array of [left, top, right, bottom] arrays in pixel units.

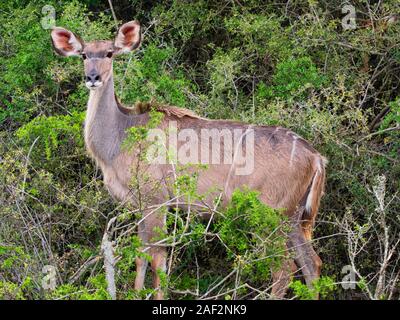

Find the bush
[[1, 0, 400, 300]]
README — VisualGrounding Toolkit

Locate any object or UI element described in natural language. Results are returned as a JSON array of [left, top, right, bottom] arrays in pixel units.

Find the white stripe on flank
[[289, 136, 298, 167], [305, 158, 323, 213], [224, 126, 253, 195], [305, 182, 313, 213]]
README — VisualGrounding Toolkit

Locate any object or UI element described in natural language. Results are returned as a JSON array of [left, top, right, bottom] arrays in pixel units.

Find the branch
[[101, 232, 116, 300], [107, 0, 118, 28], [357, 125, 400, 143], [69, 255, 102, 284]]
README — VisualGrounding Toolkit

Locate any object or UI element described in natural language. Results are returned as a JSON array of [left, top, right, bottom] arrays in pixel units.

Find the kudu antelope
[[51, 21, 326, 299]]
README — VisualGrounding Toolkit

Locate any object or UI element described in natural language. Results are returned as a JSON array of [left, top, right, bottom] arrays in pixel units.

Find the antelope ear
[[51, 27, 83, 57], [114, 21, 141, 54]]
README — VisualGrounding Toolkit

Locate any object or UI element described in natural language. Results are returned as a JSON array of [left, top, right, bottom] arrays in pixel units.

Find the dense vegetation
[[0, 0, 399, 300]]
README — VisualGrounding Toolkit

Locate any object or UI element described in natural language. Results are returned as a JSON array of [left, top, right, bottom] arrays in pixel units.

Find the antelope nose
[[85, 72, 101, 84]]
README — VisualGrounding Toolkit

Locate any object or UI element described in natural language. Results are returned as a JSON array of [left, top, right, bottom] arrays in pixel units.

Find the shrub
[[1, 0, 400, 300]]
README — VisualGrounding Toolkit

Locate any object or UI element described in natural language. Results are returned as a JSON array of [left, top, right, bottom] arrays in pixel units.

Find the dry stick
[[107, 0, 118, 28], [14, 201, 42, 267], [195, 251, 200, 296], [54, 289, 97, 300], [101, 232, 116, 300], [203, 284, 259, 301], [364, 150, 399, 164], [205, 192, 223, 233], [200, 269, 237, 299], [21, 136, 40, 198], [369, 105, 390, 132], [167, 190, 180, 277], [167, 195, 193, 276], [252, 283, 277, 300], [233, 264, 241, 300], [69, 256, 102, 284], [14, 138, 42, 262], [358, 56, 385, 109], [357, 125, 400, 143]]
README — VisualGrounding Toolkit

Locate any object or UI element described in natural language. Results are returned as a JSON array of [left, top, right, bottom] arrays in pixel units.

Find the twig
[[357, 125, 399, 143], [369, 106, 390, 131], [107, 0, 118, 29], [69, 256, 102, 284]]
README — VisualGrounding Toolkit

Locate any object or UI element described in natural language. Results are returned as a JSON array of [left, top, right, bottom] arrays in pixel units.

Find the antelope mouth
[[85, 81, 103, 90]]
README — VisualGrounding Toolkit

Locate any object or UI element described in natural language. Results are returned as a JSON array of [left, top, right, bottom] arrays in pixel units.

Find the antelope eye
[[106, 51, 113, 58], [81, 53, 87, 60]]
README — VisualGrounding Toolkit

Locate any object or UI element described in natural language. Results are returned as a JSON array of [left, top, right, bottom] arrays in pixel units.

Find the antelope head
[[50, 21, 141, 90]]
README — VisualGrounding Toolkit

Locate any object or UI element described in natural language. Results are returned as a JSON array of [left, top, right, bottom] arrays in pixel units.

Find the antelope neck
[[84, 73, 134, 164]]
